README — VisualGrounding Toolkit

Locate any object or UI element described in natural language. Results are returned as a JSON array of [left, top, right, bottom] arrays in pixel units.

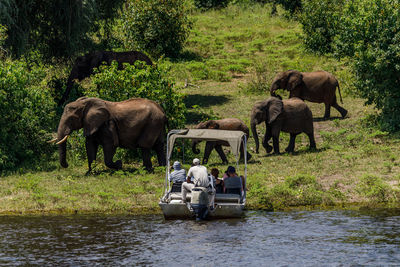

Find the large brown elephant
[[192, 118, 252, 164], [49, 97, 166, 171], [251, 97, 316, 154], [270, 70, 347, 119], [58, 51, 153, 106]]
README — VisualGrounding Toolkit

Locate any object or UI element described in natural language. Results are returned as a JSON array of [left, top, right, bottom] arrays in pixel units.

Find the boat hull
[[159, 202, 245, 219]]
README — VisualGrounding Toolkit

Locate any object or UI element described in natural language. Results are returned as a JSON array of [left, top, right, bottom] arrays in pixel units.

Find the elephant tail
[[337, 83, 343, 104]]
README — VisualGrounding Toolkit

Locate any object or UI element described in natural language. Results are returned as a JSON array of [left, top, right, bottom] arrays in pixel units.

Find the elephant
[[192, 118, 252, 164], [251, 97, 316, 154], [58, 51, 153, 106], [270, 70, 347, 119], [49, 97, 166, 172]]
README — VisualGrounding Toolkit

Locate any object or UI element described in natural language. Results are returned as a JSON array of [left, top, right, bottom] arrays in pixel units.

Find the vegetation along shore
[[1, 1, 400, 214]]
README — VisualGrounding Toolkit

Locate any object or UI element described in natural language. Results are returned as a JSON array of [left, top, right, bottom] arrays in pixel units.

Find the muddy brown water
[[0, 209, 399, 266]]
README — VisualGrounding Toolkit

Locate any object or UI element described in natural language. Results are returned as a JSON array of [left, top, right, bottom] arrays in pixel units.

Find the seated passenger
[[169, 161, 186, 183], [223, 166, 244, 195], [210, 168, 223, 194], [181, 158, 209, 203]]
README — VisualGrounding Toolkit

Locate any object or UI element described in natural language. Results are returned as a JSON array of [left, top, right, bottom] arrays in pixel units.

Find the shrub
[[339, 0, 400, 131], [275, 0, 302, 14], [194, 0, 230, 10], [0, 60, 56, 171], [86, 61, 186, 130], [357, 174, 394, 203], [300, 0, 343, 54], [123, 0, 192, 58]]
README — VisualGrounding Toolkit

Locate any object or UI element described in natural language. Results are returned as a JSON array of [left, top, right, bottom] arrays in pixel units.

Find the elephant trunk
[[192, 140, 201, 154], [270, 82, 279, 97], [251, 121, 259, 154]]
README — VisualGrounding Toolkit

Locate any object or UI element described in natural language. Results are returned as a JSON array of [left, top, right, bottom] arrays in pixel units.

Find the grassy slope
[[1, 4, 399, 214]]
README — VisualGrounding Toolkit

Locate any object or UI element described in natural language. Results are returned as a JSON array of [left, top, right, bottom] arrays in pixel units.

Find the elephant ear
[[267, 97, 283, 124], [287, 71, 303, 91], [83, 100, 110, 136]]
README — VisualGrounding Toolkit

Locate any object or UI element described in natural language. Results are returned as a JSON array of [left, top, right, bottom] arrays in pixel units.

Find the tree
[[0, 0, 124, 59]]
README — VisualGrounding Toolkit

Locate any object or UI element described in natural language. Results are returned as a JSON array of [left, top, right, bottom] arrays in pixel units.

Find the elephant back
[[281, 98, 313, 133]]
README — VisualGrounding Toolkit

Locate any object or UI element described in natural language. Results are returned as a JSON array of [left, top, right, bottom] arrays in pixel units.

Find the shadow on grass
[[313, 116, 344, 122], [168, 50, 204, 63], [185, 94, 231, 108], [259, 147, 327, 157]]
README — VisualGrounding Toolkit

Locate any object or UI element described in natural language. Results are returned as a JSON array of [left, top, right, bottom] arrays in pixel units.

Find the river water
[[0, 209, 399, 266]]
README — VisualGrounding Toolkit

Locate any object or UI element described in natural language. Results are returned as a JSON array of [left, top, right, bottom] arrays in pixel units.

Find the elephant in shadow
[[58, 51, 153, 106], [50, 97, 166, 172], [251, 97, 316, 154], [192, 118, 252, 164], [270, 70, 347, 119]]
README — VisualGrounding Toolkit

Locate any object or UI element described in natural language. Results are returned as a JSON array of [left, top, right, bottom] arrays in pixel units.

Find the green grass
[[1, 3, 400, 214]]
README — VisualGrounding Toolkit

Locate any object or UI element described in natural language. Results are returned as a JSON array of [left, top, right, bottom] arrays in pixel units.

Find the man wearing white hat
[[181, 158, 209, 203]]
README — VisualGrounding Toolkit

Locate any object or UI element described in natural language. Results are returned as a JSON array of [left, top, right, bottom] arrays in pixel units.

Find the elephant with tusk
[[52, 96, 166, 172]]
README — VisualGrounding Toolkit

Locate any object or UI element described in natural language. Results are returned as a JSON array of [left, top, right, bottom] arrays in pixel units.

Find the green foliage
[[257, 174, 332, 210], [275, 0, 302, 14], [86, 61, 186, 129], [123, 0, 192, 58], [301, 0, 400, 131], [357, 174, 395, 203], [347, 1, 400, 131], [300, 0, 343, 54], [194, 0, 230, 10], [0, 60, 56, 171], [0, 0, 124, 59]]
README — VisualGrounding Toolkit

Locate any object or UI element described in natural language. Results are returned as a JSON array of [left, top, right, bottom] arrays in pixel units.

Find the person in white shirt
[[181, 158, 209, 203]]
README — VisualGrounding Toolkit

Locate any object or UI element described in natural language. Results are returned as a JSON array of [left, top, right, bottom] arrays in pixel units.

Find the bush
[[194, 0, 230, 10], [300, 0, 343, 54], [123, 0, 192, 58], [86, 61, 186, 130], [275, 0, 302, 14], [338, 0, 400, 131], [0, 60, 56, 171]]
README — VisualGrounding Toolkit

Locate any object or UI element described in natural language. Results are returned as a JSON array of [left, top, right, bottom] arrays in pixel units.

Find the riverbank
[[1, 3, 400, 214]]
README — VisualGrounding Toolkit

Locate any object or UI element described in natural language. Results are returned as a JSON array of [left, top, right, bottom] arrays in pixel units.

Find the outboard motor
[[190, 187, 209, 220]]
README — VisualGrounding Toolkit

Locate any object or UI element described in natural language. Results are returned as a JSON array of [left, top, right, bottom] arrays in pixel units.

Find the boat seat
[[169, 192, 191, 201], [171, 182, 183, 193], [215, 193, 241, 203]]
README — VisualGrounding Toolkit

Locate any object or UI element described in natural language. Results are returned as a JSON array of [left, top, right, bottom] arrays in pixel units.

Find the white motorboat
[[159, 129, 248, 219]]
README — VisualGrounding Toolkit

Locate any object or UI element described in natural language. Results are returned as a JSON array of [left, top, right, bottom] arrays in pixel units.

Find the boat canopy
[[167, 129, 246, 160]]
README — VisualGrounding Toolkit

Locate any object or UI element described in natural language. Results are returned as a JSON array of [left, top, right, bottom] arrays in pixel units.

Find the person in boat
[[223, 166, 244, 195], [168, 161, 186, 183], [210, 168, 223, 194], [181, 158, 209, 203]]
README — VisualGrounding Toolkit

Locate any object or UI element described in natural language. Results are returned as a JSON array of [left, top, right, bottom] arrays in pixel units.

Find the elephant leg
[[308, 132, 317, 150], [154, 138, 166, 166], [239, 143, 252, 161], [285, 133, 297, 153], [85, 136, 99, 172], [202, 141, 215, 164], [324, 103, 331, 119], [332, 102, 348, 118], [215, 144, 228, 164], [102, 142, 122, 170], [142, 148, 153, 171], [262, 128, 273, 153], [272, 135, 280, 154]]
